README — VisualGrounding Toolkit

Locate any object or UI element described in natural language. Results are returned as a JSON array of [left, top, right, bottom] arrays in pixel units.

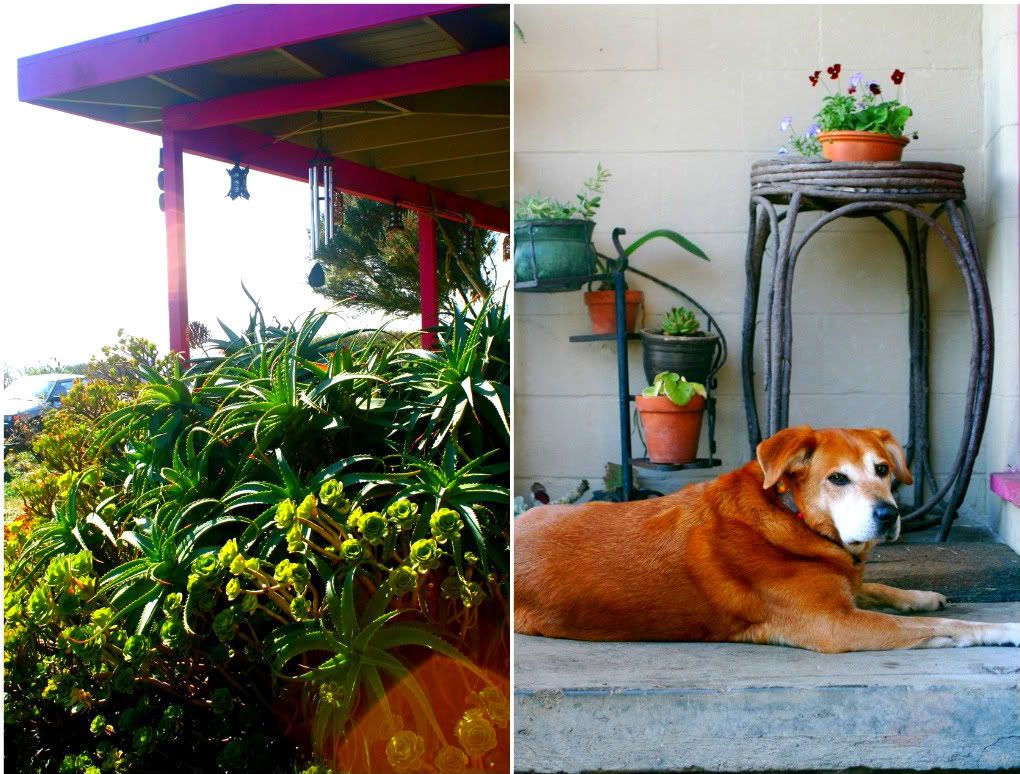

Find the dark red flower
[[826, 63, 841, 79], [891, 69, 905, 85], [869, 82, 881, 95], [848, 85, 856, 95], [809, 69, 821, 86]]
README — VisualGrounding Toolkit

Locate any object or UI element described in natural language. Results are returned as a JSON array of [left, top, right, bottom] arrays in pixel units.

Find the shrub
[[4, 297, 510, 773]]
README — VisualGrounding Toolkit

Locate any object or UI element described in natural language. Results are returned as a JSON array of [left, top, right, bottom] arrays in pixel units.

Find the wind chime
[[308, 113, 339, 289]]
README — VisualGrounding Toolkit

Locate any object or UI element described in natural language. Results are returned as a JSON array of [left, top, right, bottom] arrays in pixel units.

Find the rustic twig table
[[740, 158, 993, 540]]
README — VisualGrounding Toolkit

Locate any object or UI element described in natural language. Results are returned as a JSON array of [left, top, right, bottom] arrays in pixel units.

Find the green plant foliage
[[642, 372, 708, 406], [5, 297, 510, 773], [312, 194, 498, 318], [661, 307, 701, 336], [515, 163, 610, 220]]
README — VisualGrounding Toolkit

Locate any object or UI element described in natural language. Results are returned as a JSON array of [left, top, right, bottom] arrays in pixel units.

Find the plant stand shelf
[[741, 158, 991, 541], [561, 228, 727, 501]]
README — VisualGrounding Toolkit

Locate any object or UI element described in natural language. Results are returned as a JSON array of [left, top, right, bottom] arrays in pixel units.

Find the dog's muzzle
[[873, 502, 900, 537]]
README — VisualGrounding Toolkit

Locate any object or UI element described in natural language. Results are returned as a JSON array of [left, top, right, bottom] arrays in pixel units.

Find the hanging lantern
[[226, 163, 250, 200], [387, 201, 402, 233]]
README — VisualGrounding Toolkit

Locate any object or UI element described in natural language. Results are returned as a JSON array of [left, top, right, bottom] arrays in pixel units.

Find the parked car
[[3, 373, 85, 433]]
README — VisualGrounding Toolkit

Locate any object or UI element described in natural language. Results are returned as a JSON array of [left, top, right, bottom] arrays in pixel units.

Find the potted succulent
[[636, 372, 707, 465], [779, 65, 918, 162], [584, 231, 709, 335], [640, 306, 719, 385], [514, 164, 609, 291]]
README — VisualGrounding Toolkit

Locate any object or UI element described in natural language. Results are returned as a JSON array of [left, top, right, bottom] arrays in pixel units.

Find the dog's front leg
[[751, 608, 1020, 653], [855, 582, 947, 612]]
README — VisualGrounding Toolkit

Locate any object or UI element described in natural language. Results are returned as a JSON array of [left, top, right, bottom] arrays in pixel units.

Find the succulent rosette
[[389, 565, 418, 596], [275, 499, 297, 530], [455, 708, 498, 757], [430, 508, 463, 543], [296, 493, 318, 521], [358, 511, 389, 544], [340, 538, 365, 564], [318, 479, 344, 506], [218, 539, 240, 568], [386, 498, 419, 531], [385, 730, 426, 773], [409, 538, 441, 573], [435, 745, 470, 774]]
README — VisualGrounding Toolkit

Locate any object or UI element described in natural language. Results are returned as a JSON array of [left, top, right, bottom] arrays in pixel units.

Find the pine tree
[[312, 195, 497, 317]]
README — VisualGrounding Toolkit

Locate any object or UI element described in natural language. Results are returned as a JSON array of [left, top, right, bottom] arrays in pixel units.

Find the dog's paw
[[903, 590, 948, 612]]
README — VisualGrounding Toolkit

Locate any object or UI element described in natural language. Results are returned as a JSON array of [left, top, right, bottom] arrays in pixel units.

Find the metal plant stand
[[740, 159, 993, 541], [568, 229, 726, 502]]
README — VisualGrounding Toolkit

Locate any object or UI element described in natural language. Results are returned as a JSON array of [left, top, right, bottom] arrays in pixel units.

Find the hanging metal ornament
[[226, 163, 250, 200], [308, 115, 336, 255], [308, 114, 336, 288], [308, 262, 326, 289], [386, 201, 402, 233]]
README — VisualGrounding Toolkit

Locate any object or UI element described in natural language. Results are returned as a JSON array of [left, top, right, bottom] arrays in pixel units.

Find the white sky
[[3, 1, 498, 373]]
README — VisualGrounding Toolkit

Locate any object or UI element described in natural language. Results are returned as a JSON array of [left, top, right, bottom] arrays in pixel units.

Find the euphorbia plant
[[779, 65, 917, 156]]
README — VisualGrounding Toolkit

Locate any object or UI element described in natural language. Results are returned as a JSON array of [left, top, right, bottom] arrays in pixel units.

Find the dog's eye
[[827, 472, 851, 486], [875, 463, 890, 478]]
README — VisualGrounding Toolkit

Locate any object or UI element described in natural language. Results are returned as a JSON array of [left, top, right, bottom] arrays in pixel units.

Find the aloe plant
[[5, 295, 510, 773]]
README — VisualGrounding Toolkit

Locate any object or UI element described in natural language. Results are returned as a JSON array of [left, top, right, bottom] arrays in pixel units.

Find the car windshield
[[5, 377, 57, 402]]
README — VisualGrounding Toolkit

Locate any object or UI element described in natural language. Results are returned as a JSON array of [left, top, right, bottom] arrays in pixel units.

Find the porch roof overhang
[[16, 3, 510, 231]]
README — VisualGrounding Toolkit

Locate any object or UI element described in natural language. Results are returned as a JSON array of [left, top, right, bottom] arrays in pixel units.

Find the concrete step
[[514, 603, 1020, 773]]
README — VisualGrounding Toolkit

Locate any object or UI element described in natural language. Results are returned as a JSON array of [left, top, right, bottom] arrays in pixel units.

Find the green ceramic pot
[[514, 219, 596, 292]]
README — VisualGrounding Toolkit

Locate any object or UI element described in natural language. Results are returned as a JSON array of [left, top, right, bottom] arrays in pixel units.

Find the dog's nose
[[873, 502, 900, 525]]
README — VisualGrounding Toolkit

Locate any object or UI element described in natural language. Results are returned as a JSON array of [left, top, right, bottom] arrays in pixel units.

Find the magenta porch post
[[162, 131, 189, 358], [418, 214, 439, 349]]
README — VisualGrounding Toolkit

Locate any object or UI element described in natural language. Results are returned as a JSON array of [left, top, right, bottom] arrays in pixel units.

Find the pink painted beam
[[162, 131, 190, 359], [164, 46, 510, 131], [175, 123, 509, 232], [19, 4, 469, 102], [990, 472, 1020, 507], [419, 215, 440, 350]]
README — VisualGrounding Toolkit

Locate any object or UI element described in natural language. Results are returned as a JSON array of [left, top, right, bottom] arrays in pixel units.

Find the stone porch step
[[514, 603, 1020, 773]]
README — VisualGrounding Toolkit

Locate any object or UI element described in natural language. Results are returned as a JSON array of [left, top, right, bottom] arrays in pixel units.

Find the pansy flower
[[891, 69, 905, 85], [808, 69, 821, 86], [868, 81, 881, 95], [826, 63, 841, 79]]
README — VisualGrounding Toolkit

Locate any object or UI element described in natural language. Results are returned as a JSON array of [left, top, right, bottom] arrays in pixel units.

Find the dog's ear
[[867, 428, 912, 485], [756, 425, 817, 489]]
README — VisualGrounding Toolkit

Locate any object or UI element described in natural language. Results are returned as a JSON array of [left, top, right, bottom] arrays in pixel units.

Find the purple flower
[[867, 80, 881, 95], [848, 72, 864, 90], [806, 123, 820, 138], [779, 115, 793, 132]]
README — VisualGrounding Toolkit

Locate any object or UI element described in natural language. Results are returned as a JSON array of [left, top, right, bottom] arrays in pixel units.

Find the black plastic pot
[[639, 330, 719, 386]]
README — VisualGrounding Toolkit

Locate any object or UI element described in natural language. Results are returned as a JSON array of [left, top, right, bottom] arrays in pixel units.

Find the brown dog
[[514, 426, 1020, 652]]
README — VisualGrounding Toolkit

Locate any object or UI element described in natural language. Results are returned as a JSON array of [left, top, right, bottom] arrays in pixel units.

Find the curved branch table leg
[[768, 192, 803, 436], [936, 201, 995, 540], [742, 202, 771, 453]]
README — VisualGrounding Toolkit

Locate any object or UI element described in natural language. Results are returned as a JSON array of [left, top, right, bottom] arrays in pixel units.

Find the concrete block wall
[[514, 5, 1013, 528], [982, 5, 1020, 547]]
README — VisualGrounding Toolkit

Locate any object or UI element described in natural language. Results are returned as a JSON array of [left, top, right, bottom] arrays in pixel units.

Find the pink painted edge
[[177, 124, 509, 232], [18, 4, 471, 102], [990, 472, 1020, 507]]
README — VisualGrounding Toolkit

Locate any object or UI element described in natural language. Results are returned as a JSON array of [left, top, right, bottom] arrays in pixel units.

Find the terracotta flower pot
[[583, 290, 643, 335], [635, 393, 706, 464], [818, 130, 909, 162]]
